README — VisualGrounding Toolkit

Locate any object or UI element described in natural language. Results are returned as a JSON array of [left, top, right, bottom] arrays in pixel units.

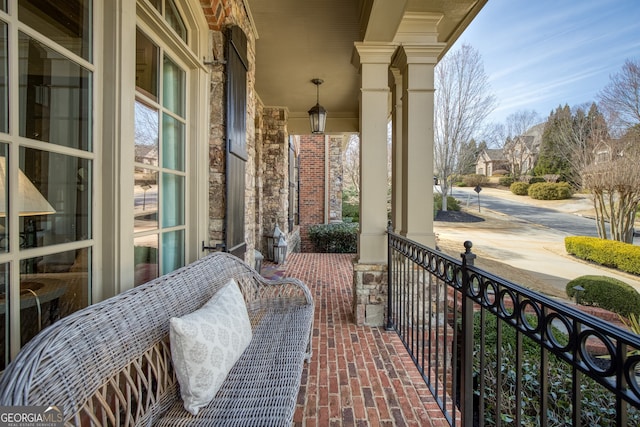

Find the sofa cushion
[[169, 278, 252, 415]]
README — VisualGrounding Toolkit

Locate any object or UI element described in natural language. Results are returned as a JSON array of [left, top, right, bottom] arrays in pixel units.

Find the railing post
[[386, 221, 394, 331], [460, 241, 475, 426]]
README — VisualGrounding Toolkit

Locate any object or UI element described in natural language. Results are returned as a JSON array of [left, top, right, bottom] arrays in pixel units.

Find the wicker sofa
[[0, 252, 314, 426]]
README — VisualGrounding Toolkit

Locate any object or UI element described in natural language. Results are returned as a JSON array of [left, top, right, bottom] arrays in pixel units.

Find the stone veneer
[[352, 262, 388, 326], [204, 0, 257, 265]]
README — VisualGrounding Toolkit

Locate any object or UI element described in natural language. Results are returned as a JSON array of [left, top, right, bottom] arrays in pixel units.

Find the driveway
[[434, 186, 640, 301]]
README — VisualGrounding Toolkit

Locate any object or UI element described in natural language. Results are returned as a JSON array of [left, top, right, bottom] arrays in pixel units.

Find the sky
[[452, 0, 640, 126]]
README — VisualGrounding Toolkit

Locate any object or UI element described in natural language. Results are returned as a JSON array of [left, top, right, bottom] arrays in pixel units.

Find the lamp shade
[[308, 78, 327, 134], [0, 157, 56, 217], [308, 103, 326, 134]]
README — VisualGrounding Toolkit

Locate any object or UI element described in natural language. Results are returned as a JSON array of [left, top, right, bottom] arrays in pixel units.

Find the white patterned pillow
[[169, 278, 253, 415]]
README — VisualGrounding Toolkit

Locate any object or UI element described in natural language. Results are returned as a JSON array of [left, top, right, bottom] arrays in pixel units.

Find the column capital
[[391, 44, 445, 69], [352, 42, 397, 68]]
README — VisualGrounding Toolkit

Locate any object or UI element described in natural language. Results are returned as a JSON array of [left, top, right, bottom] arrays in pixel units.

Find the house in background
[[1, 0, 486, 368], [475, 148, 508, 176]]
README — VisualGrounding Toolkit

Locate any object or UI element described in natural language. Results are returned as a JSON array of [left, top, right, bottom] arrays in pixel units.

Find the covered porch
[[280, 253, 448, 426]]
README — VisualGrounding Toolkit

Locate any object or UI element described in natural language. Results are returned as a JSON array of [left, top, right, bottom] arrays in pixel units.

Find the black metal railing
[[387, 226, 640, 426]]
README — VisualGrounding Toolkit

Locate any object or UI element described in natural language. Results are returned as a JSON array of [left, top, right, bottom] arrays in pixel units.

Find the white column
[[392, 45, 443, 248], [353, 43, 396, 264], [389, 67, 403, 234]]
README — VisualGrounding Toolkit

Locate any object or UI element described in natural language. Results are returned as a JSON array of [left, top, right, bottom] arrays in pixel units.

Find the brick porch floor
[[277, 253, 449, 427]]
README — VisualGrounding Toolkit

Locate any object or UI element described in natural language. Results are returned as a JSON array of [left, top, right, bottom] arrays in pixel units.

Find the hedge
[[528, 182, 573, 200], [565, 275, 640, 317], [510, 182, 529, 195], [565, 236, 640, 275], [308, 222, 358, 253], [434, 193, 460, 211]]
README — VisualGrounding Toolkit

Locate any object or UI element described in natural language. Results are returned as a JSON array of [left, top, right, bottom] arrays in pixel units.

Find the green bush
[[565, 236, 640, 275], [471, 311, 638, 425], [499, 176, 515, 187], [528, 176, 546, 184], [342, 202, 359, 222], [462, 174, 488, 188], [528, 182, 573, 200], [434, 193, 460, 211], [510, 182, 529, 195], [565, 275, 640, 317], [307, 222, 358, 253]]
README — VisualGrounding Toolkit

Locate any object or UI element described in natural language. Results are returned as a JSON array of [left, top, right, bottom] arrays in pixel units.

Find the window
[[1, 0, 94, 370], [133, 29, 187, 285]]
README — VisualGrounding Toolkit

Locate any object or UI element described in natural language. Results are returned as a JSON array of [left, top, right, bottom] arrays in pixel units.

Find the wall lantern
[[308, 78, 326, 134], [273, 234, 288, 265], [266, 223, 282, 261]]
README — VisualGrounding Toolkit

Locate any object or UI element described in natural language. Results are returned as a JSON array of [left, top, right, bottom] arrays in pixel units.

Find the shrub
[[565, 236, 640, 275], [462, 174, 488, 188], [528, 182, 573, 200], [499, 175, 515, 187], [470, 311, 638, 425], [434, 193, 460, 211], [342, 202, 359, 222], [528, 176, 546, 184], [307, 222, 358, 253], [510, 181, 529, 195], [565, 275, 640, 317]]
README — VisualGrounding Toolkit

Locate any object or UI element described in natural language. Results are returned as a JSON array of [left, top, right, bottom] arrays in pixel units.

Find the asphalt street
[[434, 186, 640, 299]]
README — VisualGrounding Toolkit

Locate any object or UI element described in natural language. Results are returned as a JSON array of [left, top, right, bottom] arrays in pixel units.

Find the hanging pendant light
[[308, 78, 327, 134]]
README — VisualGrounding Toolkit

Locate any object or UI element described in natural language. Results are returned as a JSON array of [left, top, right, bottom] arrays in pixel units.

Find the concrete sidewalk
[[434, 187, 640, 300]]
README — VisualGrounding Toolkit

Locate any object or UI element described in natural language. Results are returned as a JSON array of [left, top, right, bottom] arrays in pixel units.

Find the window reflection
[[134, 235, 158, 286], [18, 0, 92, 61], [165, 0, 187, 42], [19, 248, 90, 350], [0, 21, 7, 133], [19, 148, 92, 256], [134, 167, 158, 232], [0, 263, 7, 370], [135, 101, 159, 165], [18, 33, 92, 151], [135, 30, 159, 101]]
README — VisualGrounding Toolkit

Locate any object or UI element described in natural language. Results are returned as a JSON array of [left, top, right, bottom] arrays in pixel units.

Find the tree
[[501, 110, 540, 179], [582, 154, 640, 243], [342, 133, 360, 201], [534, 103, 608, 187], [434, 44, 496, 210], [597, 58, 640, 134]]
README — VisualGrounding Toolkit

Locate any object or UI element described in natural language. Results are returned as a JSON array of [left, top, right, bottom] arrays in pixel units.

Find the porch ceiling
[[245, 0, 486, 134]]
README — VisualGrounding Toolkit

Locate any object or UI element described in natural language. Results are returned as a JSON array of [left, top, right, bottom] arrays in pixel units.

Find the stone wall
[[259, 107, 289, 257], [204, 0, 257, 264], [353, 262, 388, 326], [328, 136, 343, 223]]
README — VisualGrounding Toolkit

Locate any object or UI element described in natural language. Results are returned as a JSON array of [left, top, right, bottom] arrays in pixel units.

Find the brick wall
[[299, 135, 326, 252]]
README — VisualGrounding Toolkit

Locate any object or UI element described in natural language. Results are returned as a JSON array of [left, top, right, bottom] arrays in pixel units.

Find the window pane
[[165, 0, 187, 42], [20, 248, 90, 349], [134, 167, 158, 232], [163, 55, 185, 117], [0, 1, 5, 12], [18, 0, 92, 61], [135, 101, 159, 166], [0, 263, 7, 370], [0, 144, 7, 252], [19, 148, 92, 253], [162, 114, 184, 171], [0, 21, 7, 133], [134, 235, 158, 286], [161, 173, 184, 228], [161, 229, 184, 275], [149, 0, 161, 12], [136, 30, 159, 101], [18, 33, 92, 151]]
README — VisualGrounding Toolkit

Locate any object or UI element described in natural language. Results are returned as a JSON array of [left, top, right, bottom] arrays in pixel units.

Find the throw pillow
[[169, 278, 252, 415]]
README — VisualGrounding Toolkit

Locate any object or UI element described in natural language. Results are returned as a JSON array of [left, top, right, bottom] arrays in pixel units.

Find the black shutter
[[225, 26, 248, 258]]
